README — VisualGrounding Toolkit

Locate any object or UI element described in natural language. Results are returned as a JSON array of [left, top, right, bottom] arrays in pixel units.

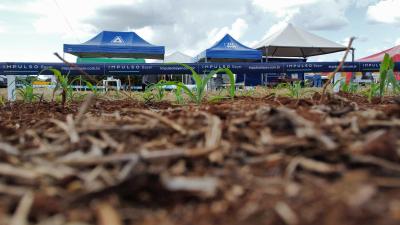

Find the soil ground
[[1, 93, 400, 225]]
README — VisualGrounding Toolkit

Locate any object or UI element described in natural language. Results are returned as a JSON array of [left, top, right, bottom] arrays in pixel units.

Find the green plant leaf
[[387, 69, 399, 93], [380, 53, 391, 74]]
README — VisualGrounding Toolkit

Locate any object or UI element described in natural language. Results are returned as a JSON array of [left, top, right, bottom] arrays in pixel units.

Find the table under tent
[[253, 23, 349, 85], [77, 57, 146, 91], [194, 34, 262, 87], [64, 31, 165, 90]]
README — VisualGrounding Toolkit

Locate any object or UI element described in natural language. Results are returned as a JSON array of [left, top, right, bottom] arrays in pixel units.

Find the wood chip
[[351, 155, 400, 173], [161, 174, 219, 198], [58, 153, 139, 166], [94, 202, 122, 225], [202, 112, 222, 149], [75, 94, 96, 124], [10, 192, 34, 225], [0, 184, 31, 197], [274, 201, 299, 225], [129, 109, 187, 135], [49, 116, 79, 143], [0, 163, 39, 181], [0, 142, 20, 156]]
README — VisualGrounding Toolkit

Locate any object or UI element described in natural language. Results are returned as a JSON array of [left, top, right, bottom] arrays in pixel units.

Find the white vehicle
[[0, 75, 7, 87]]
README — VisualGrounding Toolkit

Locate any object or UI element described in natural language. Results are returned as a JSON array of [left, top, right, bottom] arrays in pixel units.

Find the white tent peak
[[164, 51, 193, 63], [254, 23, 347, 58]]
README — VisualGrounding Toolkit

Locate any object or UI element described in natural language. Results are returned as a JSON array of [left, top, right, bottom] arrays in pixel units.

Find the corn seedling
[[287, 81, 302, 99], [237, 88, 256, 97], [150, 64, 236, 104], [145, 80, 167, 102], [341, 81, 359, 94], [208, 89, 230, 103], [177, 63, 235, 104], [378, 53, 398, 100], [365, 83, 380, 103], [276, 81, 303, 99], [174, 85, 185, 104], [0, 96, 6, 106], [142, 90, 155, 104], [275, 83, 288, 90], [16, 79, 41, 103], [83, 80, 100, 96], [153, 80, 166, 101], [40, 69, 82, 105]]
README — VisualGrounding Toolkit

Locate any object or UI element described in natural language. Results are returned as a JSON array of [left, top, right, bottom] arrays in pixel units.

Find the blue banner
[[1, 62, 399, 76]]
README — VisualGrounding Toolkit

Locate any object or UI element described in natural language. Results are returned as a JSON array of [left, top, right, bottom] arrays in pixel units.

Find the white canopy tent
[[162, 51, 194, 84], [254, 23, 351, 60], [164, 51, 193, 63]]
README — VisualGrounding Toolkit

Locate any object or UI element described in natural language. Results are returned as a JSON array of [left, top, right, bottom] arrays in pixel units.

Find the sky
[[0, 0, 399, 62]]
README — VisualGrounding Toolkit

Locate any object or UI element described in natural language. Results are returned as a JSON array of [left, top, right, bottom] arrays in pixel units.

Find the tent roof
[[64, 31, 165, 60], [195, 34, 262, 62], [253, 23, 347, 58], [77, 57, 145, 63], [164, 51, 193, 63], [358, 45, 400, 62]]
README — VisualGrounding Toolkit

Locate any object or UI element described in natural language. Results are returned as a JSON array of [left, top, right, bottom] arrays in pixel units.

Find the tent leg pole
[[7, 75, 16, 101], [261, 74, 263, 85]]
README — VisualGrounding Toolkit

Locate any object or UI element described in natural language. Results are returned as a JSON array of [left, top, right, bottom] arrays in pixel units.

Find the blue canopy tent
[[194, 34, 263, 86], [194, 34, 262, 63], [64, 31, 165, 60]]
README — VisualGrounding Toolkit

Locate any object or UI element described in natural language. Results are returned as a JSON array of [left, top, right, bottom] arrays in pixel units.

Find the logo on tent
[[111, 36, 125, 44], [225, 42, 238, 49]]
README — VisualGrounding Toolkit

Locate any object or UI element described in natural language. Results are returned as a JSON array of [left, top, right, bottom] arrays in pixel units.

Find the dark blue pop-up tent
[[194, 34, 262, 62], [64, 31, 165, 60]]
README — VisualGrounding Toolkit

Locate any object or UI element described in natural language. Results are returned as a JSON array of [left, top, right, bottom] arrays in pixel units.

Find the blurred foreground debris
[[0, 95, 400, 224]]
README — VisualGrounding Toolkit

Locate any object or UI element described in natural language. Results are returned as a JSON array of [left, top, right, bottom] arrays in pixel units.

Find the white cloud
[[253, 0, 357, 31], [254, 0, 380, 32], [208, 18, 248, 44], [183, 18, 249, 56], [292, 0, 352, 30], [0, 23, 6, 33], [367, 0, 400, 24], [396, 38, 400, 46], [340, 37, 353, 46], [354, 0, 379, 8], [21, 0, 134, 40], [129, 26, 155, 43], [252, 0, 318, 18]]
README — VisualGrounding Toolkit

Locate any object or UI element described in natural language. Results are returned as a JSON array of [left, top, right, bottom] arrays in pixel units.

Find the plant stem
[[320, 37, 355, 103]]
